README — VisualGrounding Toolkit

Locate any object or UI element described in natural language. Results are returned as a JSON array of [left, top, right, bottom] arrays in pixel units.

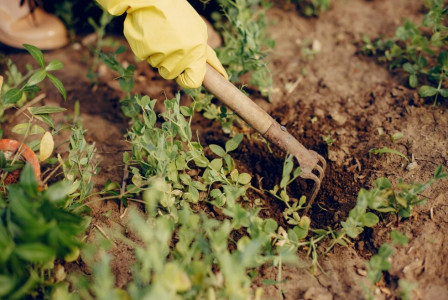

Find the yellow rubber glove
[[95, 0, 228, 89]]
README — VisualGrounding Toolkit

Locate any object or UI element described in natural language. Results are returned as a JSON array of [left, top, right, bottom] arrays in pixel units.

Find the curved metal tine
[[314, 164, 324, 179], [300, 172, 321, 216], [315, 154, 327, 179], [318, 154, 327, 170]]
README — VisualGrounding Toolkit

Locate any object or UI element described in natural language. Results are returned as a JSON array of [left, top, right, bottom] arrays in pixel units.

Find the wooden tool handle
[[202, 64, 319, 172], [202, 64, 274, 135]]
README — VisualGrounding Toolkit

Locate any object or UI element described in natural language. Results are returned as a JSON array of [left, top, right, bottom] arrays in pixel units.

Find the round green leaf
[[419, 85, 438, 97], [238, 173, 252, 185], [402, 62, 414, 74], [439, 89, 448, 98], [409, 74, 418, 88], [361, 212, 379, 227], [209, 158, 223, 171], [391, 230, 409, 246], [225, 133, 244, 152], [263, 219, 278, 233], [209, 144, 226, 157]]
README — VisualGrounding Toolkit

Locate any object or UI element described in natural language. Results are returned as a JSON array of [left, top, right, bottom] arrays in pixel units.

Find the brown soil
[[1, 0, 447, 299]]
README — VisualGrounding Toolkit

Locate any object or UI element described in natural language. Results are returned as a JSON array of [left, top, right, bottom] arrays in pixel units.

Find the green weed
[[369, 147, 409, 162], [367, 230, 409, 284], [295, 0, 332, 17], [0, 50, 99, 299], [0, 164, 90, 299], [212, 0, 275, 98], [340, 165, 447, 239], [363, 230, 416, 299], [62, 122, 99, 205], [362, 0, 448, 104], [86, 6, 118, 84], [53, 1, 78, 40], [98, 44, 448, 293], [0, 45, 66, 121]]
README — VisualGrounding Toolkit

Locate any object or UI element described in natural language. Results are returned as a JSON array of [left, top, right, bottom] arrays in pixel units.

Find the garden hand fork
[[203, 64, 327, 212]]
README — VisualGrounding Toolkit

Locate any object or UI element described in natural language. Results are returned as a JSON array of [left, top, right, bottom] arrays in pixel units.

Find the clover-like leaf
[[419, 85, 438, 97], [209, 144, 226, 157], [225, 133, 243, 153]]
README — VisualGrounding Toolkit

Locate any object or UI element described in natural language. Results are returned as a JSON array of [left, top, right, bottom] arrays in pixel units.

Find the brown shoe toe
[[0, 7, 68, 50]]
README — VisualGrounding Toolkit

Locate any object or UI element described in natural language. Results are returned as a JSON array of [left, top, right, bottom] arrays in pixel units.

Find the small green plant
[[87, 7, 116, 60], [268, 154, 311, 228], [117, 94, 253, 209], [295, 0, 332, 17], [363, 230, 416, 299], [0, 104, 66, 189], [185, 87, 240, 134], [98, 42, 447, 298], [0, 164, 89, 299], [369, 147, 409, 162], [86, 6, 118, 83], [8, 105, 67, 148], [1, 52, 98, 205], [362, 0, 448, 104], [53, 0, 78, 40], [62, 122, 99, 205], [339, 165, 446, 239], [57, 205, 284, 299], [212, 0, 275, 97], [323, 133, 335, 146], [0, 44, 66, 121], [365, 165, 447, 221], [98, 46, 135, 101], [367, 230, 409, 284]]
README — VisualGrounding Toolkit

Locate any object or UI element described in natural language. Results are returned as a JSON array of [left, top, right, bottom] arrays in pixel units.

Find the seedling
[[62, 122, 99, 205], [294, 0, 332, 16], [0, 45, 66, 121], [369, 147, 409, 162], [212, 0, 275, 98], [323, 133, 335, 146], [363, 230, 412, 299], [0, 164, 89, 299], [53, 0, 78, 40], [86, 6, 118, 83], [362, 0, 448, 104]]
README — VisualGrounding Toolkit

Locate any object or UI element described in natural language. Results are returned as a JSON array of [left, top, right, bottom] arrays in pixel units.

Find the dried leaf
[[40, 131, 54, 162]]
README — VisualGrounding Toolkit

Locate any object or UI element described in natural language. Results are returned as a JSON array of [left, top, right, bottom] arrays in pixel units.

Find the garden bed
[[1, 0, 447, 299]]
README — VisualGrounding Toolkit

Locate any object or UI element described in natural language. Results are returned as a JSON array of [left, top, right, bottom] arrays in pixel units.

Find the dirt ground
[[2, 0, 448, 299]]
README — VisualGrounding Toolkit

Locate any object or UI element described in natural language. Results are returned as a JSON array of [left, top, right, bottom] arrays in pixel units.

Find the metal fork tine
[[314, 164, 324, 178], [318, 154, 327, 173], [298, 153, 327, 216], [203, 65, 328, 217], [300, 172, 321, 216]]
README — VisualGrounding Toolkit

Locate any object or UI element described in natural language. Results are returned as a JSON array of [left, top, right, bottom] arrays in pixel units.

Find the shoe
[[0, 1, 68, 50]]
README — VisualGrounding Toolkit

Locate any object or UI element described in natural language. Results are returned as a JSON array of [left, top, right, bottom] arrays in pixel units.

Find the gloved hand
[[95, 0, 228, 89]]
